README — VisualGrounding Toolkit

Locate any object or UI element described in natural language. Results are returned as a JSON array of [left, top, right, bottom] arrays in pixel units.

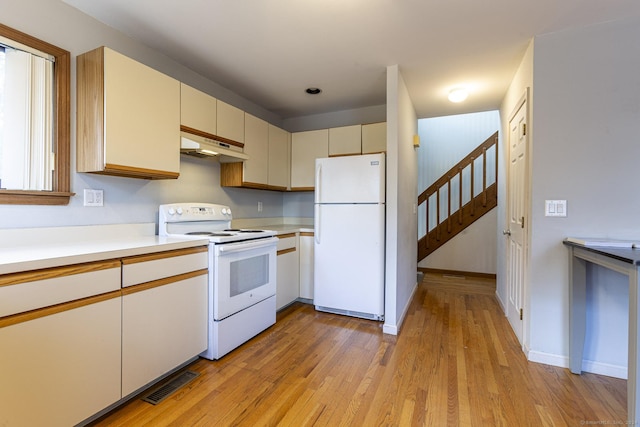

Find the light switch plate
[[84, 189, 104, 207], [545, 200, 566, 217]]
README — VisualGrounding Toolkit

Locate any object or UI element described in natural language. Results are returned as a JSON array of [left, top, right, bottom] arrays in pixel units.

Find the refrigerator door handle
[[315, 162, 322, 203], [315, 204, 320, 244]]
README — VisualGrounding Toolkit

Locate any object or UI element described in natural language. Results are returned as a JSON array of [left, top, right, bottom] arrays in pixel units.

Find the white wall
[[283, 105, 386, 133], [420, 209, 497, 275], [506, 17, 640, 378], [383, 65, 418, 335], [0, 0, 285, 229]]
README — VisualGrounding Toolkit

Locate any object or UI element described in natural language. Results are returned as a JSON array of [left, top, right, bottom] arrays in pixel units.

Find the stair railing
[[417, 131, 498, 261]]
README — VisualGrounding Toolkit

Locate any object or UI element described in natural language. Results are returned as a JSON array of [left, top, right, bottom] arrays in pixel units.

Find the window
[[0, 23, 71, 205]]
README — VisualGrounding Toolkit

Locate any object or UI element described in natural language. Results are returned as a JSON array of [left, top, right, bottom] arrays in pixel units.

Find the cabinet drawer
[[122, 247, 208, 287], [277, 233, 297, 253], [0, 260, 121, 318]]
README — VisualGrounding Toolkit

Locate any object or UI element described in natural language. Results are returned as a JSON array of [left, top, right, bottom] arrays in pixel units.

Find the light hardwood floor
[[92, 273, 626, 426]]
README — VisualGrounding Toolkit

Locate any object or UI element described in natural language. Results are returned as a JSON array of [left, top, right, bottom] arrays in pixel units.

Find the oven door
[[211, 237, 277, 320]]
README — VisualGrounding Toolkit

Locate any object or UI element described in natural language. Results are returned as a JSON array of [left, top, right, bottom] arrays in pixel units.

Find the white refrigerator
[[314, 153, 385, 321]]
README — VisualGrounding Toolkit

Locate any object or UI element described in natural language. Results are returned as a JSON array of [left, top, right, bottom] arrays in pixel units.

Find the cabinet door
[[217, 100, 245, 143], [0, 297, 121, 427], [243, 113, 269, 185], [299, 232, 315, 300], [291, 129, 329, 190], [181, 83, 217, 135], [122, 274, 208, 396], [103, 47, 181, 176], [268, 124, 290, 190], [77, 47, 181, 179], [329, 125, 362, 156], [361, 122, 387, 154], [276, 234, 299, 310]]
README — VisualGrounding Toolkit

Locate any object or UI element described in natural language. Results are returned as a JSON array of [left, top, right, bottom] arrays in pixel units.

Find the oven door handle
[[217, 237, 277, 254]]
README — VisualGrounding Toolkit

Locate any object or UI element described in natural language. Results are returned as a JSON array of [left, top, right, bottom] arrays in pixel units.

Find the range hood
[[180, 132, 249, 163]]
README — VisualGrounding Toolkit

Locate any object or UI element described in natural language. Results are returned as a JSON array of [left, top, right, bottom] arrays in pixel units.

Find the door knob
[[503, 229, 511, 236]]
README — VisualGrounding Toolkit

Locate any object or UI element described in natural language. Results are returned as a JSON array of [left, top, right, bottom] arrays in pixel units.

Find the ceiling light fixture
[[448, 87, 468, 103], [305, 87, 322, 95]]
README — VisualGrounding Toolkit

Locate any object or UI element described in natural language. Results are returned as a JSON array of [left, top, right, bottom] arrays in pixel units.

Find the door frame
[[505, 88, 531, 350]]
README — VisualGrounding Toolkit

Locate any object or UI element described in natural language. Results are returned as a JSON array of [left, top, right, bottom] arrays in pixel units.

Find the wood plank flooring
[[92, 273, 626, 426]]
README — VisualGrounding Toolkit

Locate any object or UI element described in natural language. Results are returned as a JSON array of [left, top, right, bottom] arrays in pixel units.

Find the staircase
[[417, 131, 498, 261]]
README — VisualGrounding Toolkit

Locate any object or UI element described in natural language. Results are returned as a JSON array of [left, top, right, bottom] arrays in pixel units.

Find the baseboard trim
[[419, 267, 496, 280], [527, 350, 627, 380], [382, 281, 418, 336]]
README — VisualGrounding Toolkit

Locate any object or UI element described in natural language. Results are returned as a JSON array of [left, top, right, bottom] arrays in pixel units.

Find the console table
[[564, 239, 640, 423]]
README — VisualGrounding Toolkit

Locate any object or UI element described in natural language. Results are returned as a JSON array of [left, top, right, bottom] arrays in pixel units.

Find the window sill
[[0, 190, 75, 206]]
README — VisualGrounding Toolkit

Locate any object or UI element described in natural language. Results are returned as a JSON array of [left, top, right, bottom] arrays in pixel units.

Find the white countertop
[[264, 224, 315, 235], [0, 224, 209, 275]]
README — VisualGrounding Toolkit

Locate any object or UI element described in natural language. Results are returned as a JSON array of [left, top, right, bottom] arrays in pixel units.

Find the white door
[[506, 92, 528, 345]]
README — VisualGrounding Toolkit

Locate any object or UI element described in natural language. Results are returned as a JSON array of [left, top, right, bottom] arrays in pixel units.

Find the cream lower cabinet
[[121, 247, 208, 396], [77, 46, 181, 180], [276, 233, 299, 310], [0, 262, 122, 427], [299, 232, 315, 300]]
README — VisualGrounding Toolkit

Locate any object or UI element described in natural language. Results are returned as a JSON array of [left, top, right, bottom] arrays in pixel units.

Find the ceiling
[[63, 0, 640, 120]]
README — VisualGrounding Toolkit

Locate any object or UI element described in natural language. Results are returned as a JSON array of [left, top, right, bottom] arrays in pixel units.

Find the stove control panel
[[159, 203, 232, 223]]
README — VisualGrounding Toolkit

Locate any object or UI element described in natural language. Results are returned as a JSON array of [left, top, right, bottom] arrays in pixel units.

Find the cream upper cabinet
[[180, 83, 217, 135], [329, 124, 362, 156], [268, 124, 290, 190], [77, 46, 180, 180], [216, 100, 245, 143], [291, 129, 329, 190], [361, 122, 387, 154], [243, 113, 269, 186]]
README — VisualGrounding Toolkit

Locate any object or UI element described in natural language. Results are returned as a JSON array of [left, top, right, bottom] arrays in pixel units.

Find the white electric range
[[159, 203, 278, 359]]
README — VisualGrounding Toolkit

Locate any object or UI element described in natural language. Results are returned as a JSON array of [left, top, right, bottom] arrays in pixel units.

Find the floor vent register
[[142, 370, 200, 405]]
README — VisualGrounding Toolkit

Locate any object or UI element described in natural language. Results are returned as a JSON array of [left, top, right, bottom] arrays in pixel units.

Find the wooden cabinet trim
[[277, 247, 297, 256], [101, 163, 180, 180], [300, 232, 315, 237], [0, 260, 121, 288], [77, 46, 106, 172], [0, 289, 121, 329], [277, 233, 297, 239], [122, 246, 208, 265], [181, 125, 245, 149], [121, 269, 208, 296]]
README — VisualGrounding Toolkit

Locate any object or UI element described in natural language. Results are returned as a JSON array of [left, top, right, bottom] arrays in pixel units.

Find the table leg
[[569, 248, 587, 374], [628, 268, 639, 423]]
